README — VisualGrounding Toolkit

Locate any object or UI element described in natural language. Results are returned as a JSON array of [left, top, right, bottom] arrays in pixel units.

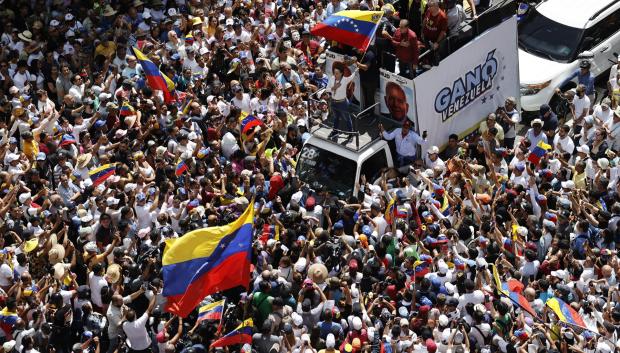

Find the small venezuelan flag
[[59, 134, 77, 147], [89, 164, 116, 187], [132, 47, 176, 103], [311, 10, 384, 51], [413, 259, 430, 278], [527, 140, 551, 165], [210, 319, 253, 348], [240, 115, 263, 141], [175, 160, 189, 176], [259, 224, 279, 245], [197, 147, 211, 159], [197, 300, 225, 322], [162, 202, 254, 317], [0, 307, 18, 338], [385, 197, 395, 225], [120, 101, 136, 117]]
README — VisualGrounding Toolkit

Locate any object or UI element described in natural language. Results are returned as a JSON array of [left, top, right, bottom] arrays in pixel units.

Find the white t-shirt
[[573, 94, 591, 125], [232, 93, 252, 114], [122, 313, 151, 350], [89, 272, 108, 307], [553, 135, 575, 154], [458, 290, 484, 310], [135, 204, 156, 230], [0, 264, 13, 287]]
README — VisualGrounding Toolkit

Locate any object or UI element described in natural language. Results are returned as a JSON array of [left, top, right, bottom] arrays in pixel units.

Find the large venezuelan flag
[[89, 164, 116, 186], [131, 47, 176, 103], [546, 297, 587, 329], [311, 10, 383, 51], [197, 300, 225, 322], [163, 203, 254, 317], [210, 319, 253, 348]]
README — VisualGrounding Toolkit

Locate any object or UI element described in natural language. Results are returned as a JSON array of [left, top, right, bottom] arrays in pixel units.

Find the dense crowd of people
[[0, 1, 619, 353]]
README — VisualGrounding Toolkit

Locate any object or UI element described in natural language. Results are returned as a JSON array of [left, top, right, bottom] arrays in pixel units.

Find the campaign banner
[[413, 16, 519, 151], [379, 69, 416, 124], [324, 50, 362, 104]]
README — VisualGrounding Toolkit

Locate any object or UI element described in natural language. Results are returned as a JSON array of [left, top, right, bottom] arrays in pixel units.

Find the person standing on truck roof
[[379, 119, 427, 167], [326, 59, 359, 140]]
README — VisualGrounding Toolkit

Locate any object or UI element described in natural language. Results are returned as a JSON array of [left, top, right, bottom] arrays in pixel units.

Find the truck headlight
[[520, 80, 551, 96]]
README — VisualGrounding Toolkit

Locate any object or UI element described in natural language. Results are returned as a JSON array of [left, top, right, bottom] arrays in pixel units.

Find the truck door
[[360, 149, 389, 183]]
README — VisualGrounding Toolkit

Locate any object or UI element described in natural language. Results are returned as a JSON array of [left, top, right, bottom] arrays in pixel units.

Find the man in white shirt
[[572, 85, 591, 134], [606, 107, 620, 151], [88, 263, 108, 310], [122, 293, 157, 353], [134, 192, 159, 230], [12, 61, 32, 93], [231, 85, 252, 114], [594, 98, 613, 126], [553, 125, 575, 154], [107, 289, 144, 353], [68, 74, 87, 104], [379, 119, 427, 167]]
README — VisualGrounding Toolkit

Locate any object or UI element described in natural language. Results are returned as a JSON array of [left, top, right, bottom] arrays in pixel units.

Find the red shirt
[[391, 28, 419, 65], [423, 10, 448, 42]]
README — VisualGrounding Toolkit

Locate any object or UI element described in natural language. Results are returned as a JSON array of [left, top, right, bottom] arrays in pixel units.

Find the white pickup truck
[[296, 116, 396, 198]]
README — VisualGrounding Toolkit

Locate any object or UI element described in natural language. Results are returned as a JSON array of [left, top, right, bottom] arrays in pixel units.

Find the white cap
[[66, 29, 75, 37], [167, 8, 177, 16], [7, 153, 19, 162], [352, 316, 362, 330], [18, 193, 32, 204], [550, 269, 568, 281], [576, 144, 590, 154], [50, 19, 60, 27], [143, 10, 152, 18], [225, 18, 234, 26], [326, 334, 335, 348], [597, 158, 610, 170], [3, 340, 16, 352], [65, 13, 74, 21], [80, 214, 93, 223], [427, 145, 439, 154], [437, 260, 448, 274], [99, 92, 112, 101], [199, 47, 208, 55], [561, 180, 575, 190], [106, 197, 120, 206], [124, 183, 138, 193]]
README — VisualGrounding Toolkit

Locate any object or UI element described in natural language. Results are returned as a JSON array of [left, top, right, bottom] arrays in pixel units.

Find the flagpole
[[358, 11, 384, 63]]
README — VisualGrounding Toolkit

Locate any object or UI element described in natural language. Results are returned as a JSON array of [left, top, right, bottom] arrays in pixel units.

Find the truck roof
[[308, 114, 400, 153]]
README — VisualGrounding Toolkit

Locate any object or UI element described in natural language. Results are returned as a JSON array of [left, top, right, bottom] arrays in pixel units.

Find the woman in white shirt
[[325, 60, 358, 138]]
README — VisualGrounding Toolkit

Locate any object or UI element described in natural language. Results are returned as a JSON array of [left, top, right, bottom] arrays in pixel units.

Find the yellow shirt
[[95, 42, 117, 58], [573, 171, 587, 190], [23, 139, 39, 161]]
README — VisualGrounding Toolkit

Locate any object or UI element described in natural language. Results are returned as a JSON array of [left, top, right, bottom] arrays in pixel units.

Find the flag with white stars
[[311, 10, 383, 51]]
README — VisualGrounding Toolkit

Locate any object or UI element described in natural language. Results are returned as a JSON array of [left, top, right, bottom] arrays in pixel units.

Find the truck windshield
[[296, 144, 357, 198], [518, 9, 583, 62]]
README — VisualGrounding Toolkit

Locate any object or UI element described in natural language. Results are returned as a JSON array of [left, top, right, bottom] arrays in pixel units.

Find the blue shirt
[[563, 69, 595, 95]]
